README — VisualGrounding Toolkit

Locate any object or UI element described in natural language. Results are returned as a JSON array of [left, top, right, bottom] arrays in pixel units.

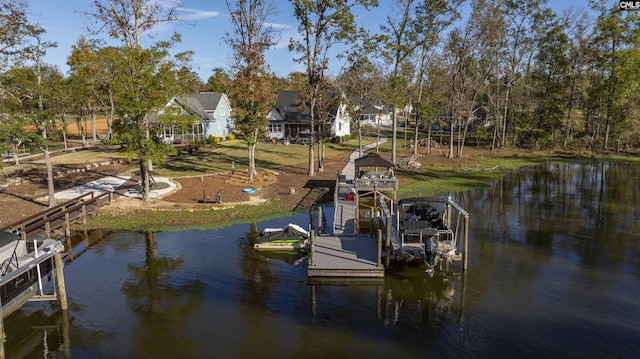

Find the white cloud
[[264, 22, 290, 30], [176, 7, 220, 21]]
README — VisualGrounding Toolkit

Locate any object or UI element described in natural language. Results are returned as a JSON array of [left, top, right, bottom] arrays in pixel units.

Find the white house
[[266, 90, 351, 141], [350, 98, 393, 127]]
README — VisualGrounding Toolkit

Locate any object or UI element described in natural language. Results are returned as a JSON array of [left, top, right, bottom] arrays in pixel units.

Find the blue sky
[[29, 0, 581, 82]]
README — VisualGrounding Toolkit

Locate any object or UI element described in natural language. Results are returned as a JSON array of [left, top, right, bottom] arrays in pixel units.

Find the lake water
[[3, 162, 640, 358]]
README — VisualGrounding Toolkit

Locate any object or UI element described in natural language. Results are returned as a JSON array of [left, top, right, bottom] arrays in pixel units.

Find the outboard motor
[[424, 235, 439, 276]]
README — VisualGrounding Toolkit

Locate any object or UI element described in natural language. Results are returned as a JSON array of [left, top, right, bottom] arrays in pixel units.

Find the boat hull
[[0, 234, 64, 318]]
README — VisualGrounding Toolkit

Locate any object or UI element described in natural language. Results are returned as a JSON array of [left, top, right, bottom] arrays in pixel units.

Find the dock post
[[65, 212, 71, 239], [463, 214, 469, 270], [54, 252, 68, 310], [0, 311, 5, 359], [309, 230, 315, 267], [369, 208, 374, 235], [446, 195, 452, 228], [377, 229, 382, 268], [385, 216, 391, 246]]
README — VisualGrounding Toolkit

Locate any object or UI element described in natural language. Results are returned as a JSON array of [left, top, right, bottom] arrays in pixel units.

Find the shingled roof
[[354, 152, 394, 168], [272, 90, 341, 123]]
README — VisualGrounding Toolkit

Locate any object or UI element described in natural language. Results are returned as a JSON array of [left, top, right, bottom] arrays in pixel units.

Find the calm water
[[4, 162, 640, 358]]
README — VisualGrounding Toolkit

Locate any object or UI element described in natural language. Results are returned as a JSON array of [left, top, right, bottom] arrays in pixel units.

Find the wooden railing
[[0, 191, 112, 241]]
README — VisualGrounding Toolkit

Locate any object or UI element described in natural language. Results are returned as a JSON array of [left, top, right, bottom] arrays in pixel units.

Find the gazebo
[[353, 152, 398, 234]]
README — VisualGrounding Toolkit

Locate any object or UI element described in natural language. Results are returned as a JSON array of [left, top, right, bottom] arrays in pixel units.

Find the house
[[431, 105, 493, 132], [266, 90, 351, 142], [350, 98, 393, 128], [156, 92, 234, 143]]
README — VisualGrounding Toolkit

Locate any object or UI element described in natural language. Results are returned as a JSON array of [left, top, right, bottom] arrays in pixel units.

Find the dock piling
[[54, 253, 68, 310], [376, 229, 382, 268]]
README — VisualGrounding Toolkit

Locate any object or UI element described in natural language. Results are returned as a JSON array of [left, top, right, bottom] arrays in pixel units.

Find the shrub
[[227, 133, 236, 141], [207, 136, 221, 145]]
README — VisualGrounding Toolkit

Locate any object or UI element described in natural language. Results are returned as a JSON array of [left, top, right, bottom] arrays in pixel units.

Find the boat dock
[[307, 138, 469, 281], [307, 142, 393, 282]]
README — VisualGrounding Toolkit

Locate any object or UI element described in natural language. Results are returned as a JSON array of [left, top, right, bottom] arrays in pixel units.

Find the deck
[[307, 138, 389, 281], [307, 234, 384, 280]]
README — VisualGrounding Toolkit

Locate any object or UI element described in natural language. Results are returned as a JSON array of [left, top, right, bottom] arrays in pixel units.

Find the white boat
[[253, 223, 309, 251], [0, 231, 65, 318]]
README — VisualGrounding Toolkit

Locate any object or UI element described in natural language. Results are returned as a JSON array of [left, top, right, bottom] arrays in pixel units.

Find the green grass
[[144, 137, 378, 178], [72, 136, 639, 231], [77, 197, 305, 232]]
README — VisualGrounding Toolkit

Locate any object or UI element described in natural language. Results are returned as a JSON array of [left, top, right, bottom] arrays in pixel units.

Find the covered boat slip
[[307, 150, 469, 281], [0, 231, 66, 318]]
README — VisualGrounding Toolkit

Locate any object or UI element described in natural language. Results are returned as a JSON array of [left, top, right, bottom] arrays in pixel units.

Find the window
[[219, 106, 226, 116], [268, 124, 283, 132]]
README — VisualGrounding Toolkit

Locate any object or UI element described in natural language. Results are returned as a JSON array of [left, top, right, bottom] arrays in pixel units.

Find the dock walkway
[[307, 137, 387, 281]]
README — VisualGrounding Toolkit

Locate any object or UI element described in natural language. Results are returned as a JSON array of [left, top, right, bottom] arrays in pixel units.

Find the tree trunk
[[108, 89, 115, 139], [43, 143, 56, 207], [141, 161, 150, 203], [248, 144, 255, 182], [358, 126, 362, 158], [91, 111, 97, 142], [502, 84, 511, 147], [391, 106, 397, 164], [308, 94, 316, 176]]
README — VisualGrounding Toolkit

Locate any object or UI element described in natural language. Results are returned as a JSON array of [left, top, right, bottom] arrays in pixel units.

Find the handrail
[[0, 192, 97, 233], [21, 193, 108, 234], [2, 191, 112, 241]]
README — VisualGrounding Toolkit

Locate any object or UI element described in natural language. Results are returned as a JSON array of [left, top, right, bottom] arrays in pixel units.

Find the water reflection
[[3, 162, 639, 357], [462, 162, 640, 272], [123, 232, 205, 358]]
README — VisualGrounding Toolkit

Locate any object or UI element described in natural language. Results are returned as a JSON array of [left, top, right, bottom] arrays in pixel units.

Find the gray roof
[[355, 152, 394, 169], [273, 90, 340, 124], [177, 92, 224, 120]]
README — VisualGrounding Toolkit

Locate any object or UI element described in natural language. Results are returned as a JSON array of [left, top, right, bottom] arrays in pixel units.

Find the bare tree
[[379, 0, 461, 164]]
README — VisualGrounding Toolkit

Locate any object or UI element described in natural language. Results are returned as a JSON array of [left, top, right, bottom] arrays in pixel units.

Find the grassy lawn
[[64, 134, 639, 231], [154, 138, 367, 177]]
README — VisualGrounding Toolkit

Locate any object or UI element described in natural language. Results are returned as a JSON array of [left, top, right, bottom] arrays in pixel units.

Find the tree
[[204, 67, 232, 93], [68, 36, 103, 145], [495, 0, 544, 148], [561, 7, 593, 148], [378, 0, 461, 164], [87, 0, 185, 202], [289, 0, 377, 176], [588, 0, 640, 150], [529, 8, 570, 148], [1, 3, 60, 206], [225, 0, 278, 183], [444, 0, 500, 158], [338, 57, 386, 157]]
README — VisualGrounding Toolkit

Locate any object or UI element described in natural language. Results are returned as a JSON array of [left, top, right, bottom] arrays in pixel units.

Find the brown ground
[[0, 151, 352, 227]]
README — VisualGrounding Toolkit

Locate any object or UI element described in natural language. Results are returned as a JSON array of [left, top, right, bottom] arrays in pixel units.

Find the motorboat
[[0, 231, 65, 318], [394, 197, 460, 275], [253, 223, 309, 251]]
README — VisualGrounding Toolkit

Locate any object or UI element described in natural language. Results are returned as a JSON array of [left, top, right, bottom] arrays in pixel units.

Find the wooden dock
[[307, 141, 392, 282], [308, 233, 385, 281]]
